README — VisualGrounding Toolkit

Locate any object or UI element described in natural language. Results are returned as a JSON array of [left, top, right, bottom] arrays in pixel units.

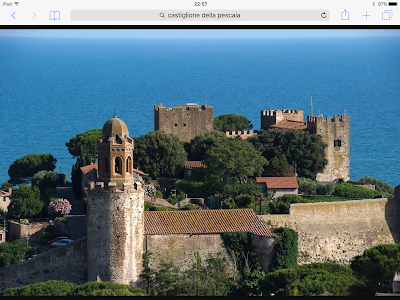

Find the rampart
[[225, 130, 258, 139], [260, 194, 400, 265], [0, 237, 87, 290]]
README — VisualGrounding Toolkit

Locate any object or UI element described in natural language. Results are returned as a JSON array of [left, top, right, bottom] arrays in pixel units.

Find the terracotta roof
[[184, 161, 206, 169], [79, 163, 146, 175], [0, 190, 10, 197], [256, 177, 299, 189], [80, 163, 98, 173], [271, 120, 307, 130], [144, 209, 274, 237], [133, 168, 146, 176]]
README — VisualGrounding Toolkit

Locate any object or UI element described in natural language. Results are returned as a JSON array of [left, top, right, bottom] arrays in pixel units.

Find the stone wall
[[0, 237, 87, 290], [145, 234, 236, 274], [9, 221, 49, 241], [260, 196, 400, 265]]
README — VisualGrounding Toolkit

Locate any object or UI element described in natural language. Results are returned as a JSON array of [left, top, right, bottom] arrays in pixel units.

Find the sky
[[0, 29, 400, 38]]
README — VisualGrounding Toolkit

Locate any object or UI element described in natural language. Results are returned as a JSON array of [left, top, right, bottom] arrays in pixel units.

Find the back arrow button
[[12, 12, 16, 19], [32, 12, 36, 19]]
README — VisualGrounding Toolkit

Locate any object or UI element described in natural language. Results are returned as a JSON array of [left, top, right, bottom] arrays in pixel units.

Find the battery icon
[[388, 2, 398, 5]]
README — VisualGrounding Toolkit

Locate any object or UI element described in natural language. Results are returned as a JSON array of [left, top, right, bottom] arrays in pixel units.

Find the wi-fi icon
[[14, 2, 19, 6]]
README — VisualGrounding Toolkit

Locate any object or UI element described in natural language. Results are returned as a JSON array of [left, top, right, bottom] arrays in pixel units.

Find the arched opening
[[102, 157, 109, 174], [115, 135, 122, 144], [126, 156, 132, 174], [115, 157, 122, 175]]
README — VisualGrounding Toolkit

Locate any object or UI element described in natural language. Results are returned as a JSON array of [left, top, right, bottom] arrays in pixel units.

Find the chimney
[[8, 187, 12, 195]]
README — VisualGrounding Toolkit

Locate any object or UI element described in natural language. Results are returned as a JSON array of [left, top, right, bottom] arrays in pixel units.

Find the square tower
[[154, 103, 214, 142], [307, 115, 350, 182], [261, 109, 304, 130]]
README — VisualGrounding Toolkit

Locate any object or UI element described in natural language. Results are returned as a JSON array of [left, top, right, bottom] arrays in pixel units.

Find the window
[[334, 140, 342, 147], [126, 156, 132, 174], [115, 157, 122, 175], [3, 197, 6, 202]]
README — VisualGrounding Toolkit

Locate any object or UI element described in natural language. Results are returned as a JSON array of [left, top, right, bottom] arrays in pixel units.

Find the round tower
[[87, 116, 144, 286]]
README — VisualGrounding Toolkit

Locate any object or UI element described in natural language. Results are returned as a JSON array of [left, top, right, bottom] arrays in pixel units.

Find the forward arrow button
[[32, 12, 36, 19]]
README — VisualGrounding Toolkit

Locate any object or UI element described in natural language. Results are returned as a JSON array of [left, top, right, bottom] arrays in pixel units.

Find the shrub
[[271, 227, 298, 271], [268, 194, 309, 214], [47, 198, 72, 218], [354, 175, 394, 198], [1, 280, 78, 296], [70, 281, 146, 296], [333, 183, 379, 199], [297, 177, 317, 195], [316, 182, 335, 195], [0, 240, 34, 267]]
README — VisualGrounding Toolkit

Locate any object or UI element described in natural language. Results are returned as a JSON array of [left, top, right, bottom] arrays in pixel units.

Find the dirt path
[[56, 184, 87, 240]]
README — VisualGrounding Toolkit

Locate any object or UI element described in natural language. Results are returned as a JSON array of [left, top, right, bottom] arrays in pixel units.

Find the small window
[[183, 123, 186, 127], [175, 124, 178, 127], [334, 140, 342, 147], [3, 197, 6, 202]]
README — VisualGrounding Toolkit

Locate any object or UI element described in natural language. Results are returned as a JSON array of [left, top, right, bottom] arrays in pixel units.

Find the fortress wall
[[145, 234, 236, 275], [260, 197, 400, 265], [0, 237, 87, 290]]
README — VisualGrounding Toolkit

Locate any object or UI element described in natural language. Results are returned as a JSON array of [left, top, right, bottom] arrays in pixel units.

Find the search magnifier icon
[[160, 12, 165, 18]]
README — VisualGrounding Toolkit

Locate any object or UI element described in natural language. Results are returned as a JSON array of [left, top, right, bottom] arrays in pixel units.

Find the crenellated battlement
[[88, 180, 143, 194], [225, 130, 258, 139], [307, 115, 350, 124]]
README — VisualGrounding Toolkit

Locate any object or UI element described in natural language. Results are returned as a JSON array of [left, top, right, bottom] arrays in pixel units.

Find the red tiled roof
[[80, 163, 98, 173], [271, 120, 307, 130], [256, 177, 299, 189], [133, 168, 146, 176], [184, 161, 206, 169], [144, 209, 274, 237], [79, 163, 146, 175], [0, 190, 11, 197]]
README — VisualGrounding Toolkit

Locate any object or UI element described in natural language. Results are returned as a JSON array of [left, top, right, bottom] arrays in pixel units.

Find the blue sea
[[0, 35, 399, 187]]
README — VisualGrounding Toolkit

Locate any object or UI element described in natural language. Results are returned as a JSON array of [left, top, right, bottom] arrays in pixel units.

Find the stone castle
[[0, 115, 397, 291], [155, 104, 350, 182]]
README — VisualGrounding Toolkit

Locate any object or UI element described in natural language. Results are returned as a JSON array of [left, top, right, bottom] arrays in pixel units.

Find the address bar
[[70, 10, 330, 22]]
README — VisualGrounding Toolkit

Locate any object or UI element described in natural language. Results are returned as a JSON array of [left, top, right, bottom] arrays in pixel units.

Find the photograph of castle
[[0, 29, 399, 296]]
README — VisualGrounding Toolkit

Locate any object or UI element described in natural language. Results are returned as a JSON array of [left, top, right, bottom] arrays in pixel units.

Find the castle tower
[[307, 114, 350, 182], [261, 109, 304, 130], [154, 103, 214, 142], [87, 116, 144, 286]]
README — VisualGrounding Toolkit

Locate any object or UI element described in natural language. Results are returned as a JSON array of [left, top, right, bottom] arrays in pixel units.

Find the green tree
[[203, 139, 268, 193], [214, 113, 251, 132], [187, 130, 229, 161], [354, 175, 394, 198], [32, 170, 59, 192], [248, 129, 327, 180], [221, 194, 254, 209], [262, 262, 363, 296], [6, 184, 43, 219], [0, 239, 34, 268], [8, 153, 57, 184], [134, 131, 187, 179], [65, 128, 102, 160], [71, 281, 146, 296], [350, 244, 400, 294]]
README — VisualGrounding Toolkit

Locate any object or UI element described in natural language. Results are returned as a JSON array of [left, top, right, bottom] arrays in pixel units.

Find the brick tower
[[87, 115, 144, 286]]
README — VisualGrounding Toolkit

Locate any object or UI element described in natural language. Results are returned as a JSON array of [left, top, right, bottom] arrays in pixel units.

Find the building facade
[[154, 103, 214, 142]]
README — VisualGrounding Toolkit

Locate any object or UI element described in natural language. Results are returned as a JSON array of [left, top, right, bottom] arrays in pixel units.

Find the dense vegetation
[[0, 240, 34, 267], [354, 175, 394, 198], [6, 184, 42, 219], [134, 131, 187, 179], [214, 113, 251, 132], [8, 153, 57, 184], [248, 129, 327, 179], [1, 281, 146, 296]]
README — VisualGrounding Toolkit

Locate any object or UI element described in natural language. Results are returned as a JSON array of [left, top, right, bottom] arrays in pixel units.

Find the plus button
[[362, 11, 371, 19]]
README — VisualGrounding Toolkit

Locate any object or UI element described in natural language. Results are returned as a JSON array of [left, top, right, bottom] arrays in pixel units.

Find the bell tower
[[87, 115, 144, 287], [97, 115, 135, 188]]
